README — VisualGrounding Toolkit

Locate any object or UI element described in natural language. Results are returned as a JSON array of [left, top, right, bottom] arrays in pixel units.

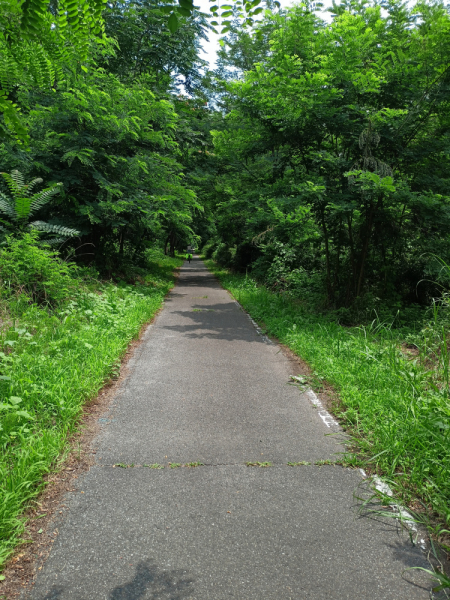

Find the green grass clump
[[206, 260, 450, 528], [0, 243, 181, 569]]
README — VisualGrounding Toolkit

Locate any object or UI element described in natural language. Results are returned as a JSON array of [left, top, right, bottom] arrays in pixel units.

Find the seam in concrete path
[[96, 463, 351, 469]]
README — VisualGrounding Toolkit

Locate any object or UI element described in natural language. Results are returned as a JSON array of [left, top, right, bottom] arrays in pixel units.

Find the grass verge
[[205, 260, 450, 543], [0, 249, 182, 570]]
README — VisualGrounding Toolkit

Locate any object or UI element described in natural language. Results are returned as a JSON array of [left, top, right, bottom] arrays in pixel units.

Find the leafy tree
[[0, 0, 108, 143], [200, 0, 450, 311], [103, 0, 209, 93]]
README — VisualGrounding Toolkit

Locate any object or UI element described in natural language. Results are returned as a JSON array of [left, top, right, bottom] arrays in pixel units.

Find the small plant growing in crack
[[143, 463, 164, 469], [287, 461, 311, 466], [113, 463, 129, 468], [314, 459, 337, 466], [185, 462, 204, 467], [169, 463, 182, 468], [246, 461, 272, 467]]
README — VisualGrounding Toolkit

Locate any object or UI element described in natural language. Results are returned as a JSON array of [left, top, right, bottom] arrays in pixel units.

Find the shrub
[[202, 239, 219, 259], [212, 242, 236, 266], [0, 233, 76, 306]]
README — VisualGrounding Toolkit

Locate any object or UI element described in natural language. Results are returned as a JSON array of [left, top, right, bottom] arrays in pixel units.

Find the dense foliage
[[203, 0, 450, 318], [0, 0, 209, 270]]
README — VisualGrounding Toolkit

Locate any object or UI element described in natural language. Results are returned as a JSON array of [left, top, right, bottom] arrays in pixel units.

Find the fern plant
[[0, 170, 79, 244]]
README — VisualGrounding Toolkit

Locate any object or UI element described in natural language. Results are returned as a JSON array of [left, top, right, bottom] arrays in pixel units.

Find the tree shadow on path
[[109, 560, 194, 600], [36, 561, 194, 600]]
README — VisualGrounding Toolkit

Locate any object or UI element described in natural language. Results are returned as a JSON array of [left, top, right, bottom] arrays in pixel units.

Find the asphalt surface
[[28, 258, 435, 600]]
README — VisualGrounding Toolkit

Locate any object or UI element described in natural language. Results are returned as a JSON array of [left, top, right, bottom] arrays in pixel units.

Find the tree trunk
[[119, 227, 125, 257], [356, 197, 381, 297], [320, 206, 333, 302], [169, 231, 176, 257]]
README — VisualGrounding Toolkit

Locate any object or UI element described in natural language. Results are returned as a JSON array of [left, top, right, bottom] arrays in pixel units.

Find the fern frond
[[1, 170, 26, 200], [25, 177, 44, 196], [28, 183, 62, 217], [15, 196, 33, 221], [39, 236, 67, 247], [0, 193, 17, 220], [30, 221, 80, 238]]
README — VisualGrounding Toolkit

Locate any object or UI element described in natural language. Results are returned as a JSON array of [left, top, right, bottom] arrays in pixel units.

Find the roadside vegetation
[[0, 235, 181, 567]]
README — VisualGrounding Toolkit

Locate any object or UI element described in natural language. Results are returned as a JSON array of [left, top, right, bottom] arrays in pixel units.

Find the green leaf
[[168, 11, 179, 32], [178, 0, 194, 10]]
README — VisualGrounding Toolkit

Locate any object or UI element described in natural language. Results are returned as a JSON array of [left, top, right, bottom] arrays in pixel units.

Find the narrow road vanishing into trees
[[30, 258, 434, 599]]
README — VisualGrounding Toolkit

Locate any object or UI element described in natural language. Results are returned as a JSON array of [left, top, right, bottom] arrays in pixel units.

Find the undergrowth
[[0, 236, 182, 569], [206, 259, 450, 546]]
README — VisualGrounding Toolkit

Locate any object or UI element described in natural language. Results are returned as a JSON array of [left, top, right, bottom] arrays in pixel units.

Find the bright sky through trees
[[196, 0, 310, 67]]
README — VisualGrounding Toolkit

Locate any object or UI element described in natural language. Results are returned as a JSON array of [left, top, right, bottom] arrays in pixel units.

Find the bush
[[202, 239, 219, 259], [212, 242, 234, 266], [0, 233, 76, 306]]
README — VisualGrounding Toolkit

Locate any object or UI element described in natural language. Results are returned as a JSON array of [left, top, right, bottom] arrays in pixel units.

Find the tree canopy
[[1, 0, 450, 312]]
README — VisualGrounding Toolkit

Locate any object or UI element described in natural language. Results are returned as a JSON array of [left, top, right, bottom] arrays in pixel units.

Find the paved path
[[29, 258, 434, 600]]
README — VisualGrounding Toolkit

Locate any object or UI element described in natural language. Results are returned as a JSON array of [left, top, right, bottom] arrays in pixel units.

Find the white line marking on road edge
[[304, 388, 340, 429], [233, 301, 273, 344], [371, 475, 418, 532], [360, 472, 423, 543]]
